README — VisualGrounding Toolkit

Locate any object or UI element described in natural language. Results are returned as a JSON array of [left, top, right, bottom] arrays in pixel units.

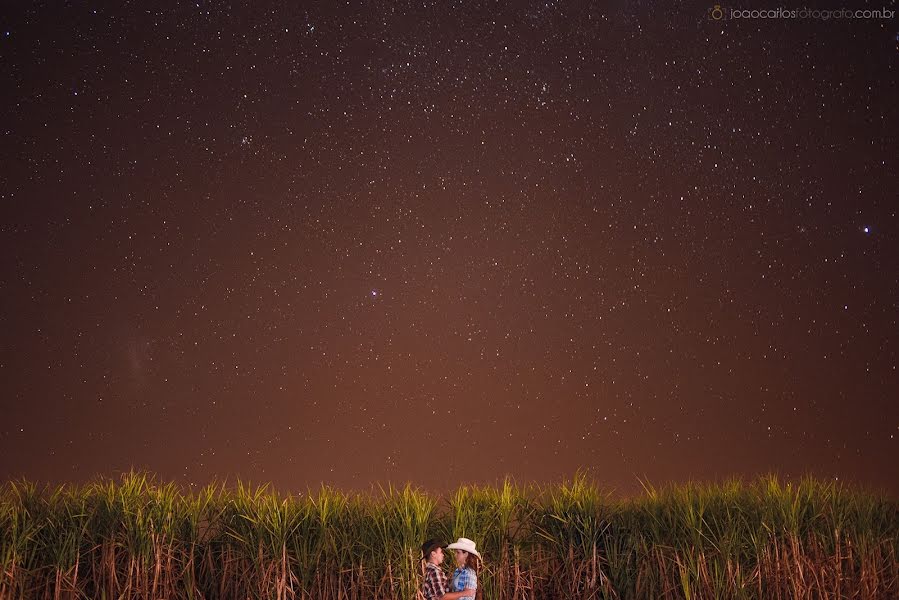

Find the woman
[[443, 537, 482, 600]]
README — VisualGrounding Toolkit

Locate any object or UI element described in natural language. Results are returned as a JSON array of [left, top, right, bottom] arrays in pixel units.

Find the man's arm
[[441, 592, 475, 600]]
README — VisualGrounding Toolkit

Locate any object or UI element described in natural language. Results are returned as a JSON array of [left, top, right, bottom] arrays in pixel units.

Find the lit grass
[[0, 471, 895, 599]]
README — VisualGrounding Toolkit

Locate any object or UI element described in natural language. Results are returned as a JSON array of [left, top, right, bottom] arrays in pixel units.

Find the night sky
[[1, 2, 896, 497]]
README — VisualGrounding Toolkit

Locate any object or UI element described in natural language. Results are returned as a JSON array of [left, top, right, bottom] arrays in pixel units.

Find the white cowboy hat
[[446, 537, 481, 559]]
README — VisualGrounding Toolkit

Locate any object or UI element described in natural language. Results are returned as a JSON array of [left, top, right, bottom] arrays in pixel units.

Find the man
[[420, 538, 448, 600]]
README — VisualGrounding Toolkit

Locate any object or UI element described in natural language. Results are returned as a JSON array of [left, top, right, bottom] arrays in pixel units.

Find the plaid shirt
[[421, 562, 448, 600], [451, 566, 477, 600]]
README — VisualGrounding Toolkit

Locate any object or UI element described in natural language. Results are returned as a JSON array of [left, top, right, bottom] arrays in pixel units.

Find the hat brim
[[421, 541, 447, 558], [446, 543, 481, 559]]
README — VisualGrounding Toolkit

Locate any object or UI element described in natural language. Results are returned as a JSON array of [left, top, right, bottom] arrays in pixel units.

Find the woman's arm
[[440, 590, 475, 600]]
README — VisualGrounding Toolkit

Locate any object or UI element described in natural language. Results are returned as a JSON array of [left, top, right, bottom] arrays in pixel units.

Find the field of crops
[[1, 471, 896, 599]]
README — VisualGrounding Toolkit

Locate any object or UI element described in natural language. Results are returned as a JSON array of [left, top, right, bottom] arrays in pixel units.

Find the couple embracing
[[420, 537, 483, 600]]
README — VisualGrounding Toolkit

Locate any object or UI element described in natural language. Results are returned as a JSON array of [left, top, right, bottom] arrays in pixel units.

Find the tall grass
[[0, 471, 895, 599]]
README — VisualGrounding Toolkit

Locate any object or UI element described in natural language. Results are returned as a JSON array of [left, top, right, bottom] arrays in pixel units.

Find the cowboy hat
[[446, 537, 481, 559]]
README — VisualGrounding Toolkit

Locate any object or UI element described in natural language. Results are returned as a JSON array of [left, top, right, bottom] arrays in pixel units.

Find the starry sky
[[1, 2, 896, 496]]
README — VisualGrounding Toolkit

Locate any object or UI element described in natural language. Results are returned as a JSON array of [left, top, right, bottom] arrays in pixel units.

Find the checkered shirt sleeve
[[422, 563, 447, 600]]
